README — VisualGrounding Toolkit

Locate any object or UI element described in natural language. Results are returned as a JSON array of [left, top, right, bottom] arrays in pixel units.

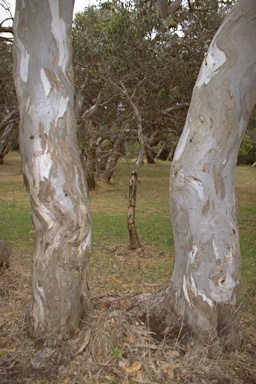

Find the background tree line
[[0, 0, 255, 177]]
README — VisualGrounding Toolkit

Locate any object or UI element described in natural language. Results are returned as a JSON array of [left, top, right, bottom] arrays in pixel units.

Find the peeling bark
[[12, 0, 91, 340], [170, 0, 256, 347], [135, 0, 256, 350]]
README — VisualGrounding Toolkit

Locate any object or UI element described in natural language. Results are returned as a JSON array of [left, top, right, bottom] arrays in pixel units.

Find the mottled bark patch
[[213, 165, 226, 199]]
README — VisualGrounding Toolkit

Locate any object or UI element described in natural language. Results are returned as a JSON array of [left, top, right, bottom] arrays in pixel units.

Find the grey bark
[[158, 0, 182, 19], [169, 0, 256, 347], [135, 0, 256, 350], [12, 0, 91, 340]]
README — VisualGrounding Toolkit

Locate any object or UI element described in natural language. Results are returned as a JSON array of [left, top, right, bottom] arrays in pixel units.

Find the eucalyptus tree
[[137, 0, 256, 350], [6, 0, 248, 352], [12, 0, 91, 340], [72, 0, 193, 180], [73, 0, 233, 183]]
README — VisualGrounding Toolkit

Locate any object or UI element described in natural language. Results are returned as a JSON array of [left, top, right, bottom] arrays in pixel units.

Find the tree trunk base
[[131, 288, 181, 339], [131, 287, 241, 351], [216, 302, 242, 351]]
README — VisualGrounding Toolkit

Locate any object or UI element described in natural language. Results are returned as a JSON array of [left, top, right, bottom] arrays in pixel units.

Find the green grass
[[0, 200, 32, 242], [0, 154, 33, 258], [235, 167, 256, 316], [0, 152, 255, 319]]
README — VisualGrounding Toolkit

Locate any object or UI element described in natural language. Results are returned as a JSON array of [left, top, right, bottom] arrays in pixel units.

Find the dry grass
[[0, 152, 256, 383], [1, 245, 256, 383]]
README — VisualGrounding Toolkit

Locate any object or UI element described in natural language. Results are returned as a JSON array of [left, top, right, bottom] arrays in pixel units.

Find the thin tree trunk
[[107, 77, 145, 250], [155, 141, 166, 161], [126, 98, 144, 250], [128, 169, 142, 250], [13, 0, 91, 341]]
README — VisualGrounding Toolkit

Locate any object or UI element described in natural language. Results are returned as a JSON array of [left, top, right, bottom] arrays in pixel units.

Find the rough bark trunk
[[128, 169, 142, 250], [12, 0, 92, 341], [135, 0, 256, 350], [126, 102, 144, 250]]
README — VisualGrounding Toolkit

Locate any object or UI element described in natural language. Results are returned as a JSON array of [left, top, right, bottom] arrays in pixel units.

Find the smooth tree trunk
[[12, 0, 92, 341], [170, 0, 256, 347], [135, 0, 256, 350]]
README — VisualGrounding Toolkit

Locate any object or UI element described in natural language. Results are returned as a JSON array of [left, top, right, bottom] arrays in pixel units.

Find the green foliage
[[0, 41, 17, 114], [72, 0, 221, 178], [237, 135, 256, 165], [10, 140, 20, 151], [111, 347, 121, 357]]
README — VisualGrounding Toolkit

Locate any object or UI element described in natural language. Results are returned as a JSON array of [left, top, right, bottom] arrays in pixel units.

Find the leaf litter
[[1, 246, 255, 383]]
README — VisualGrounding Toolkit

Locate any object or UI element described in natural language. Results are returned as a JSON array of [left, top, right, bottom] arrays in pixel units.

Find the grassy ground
[[0, 151, 255, 383]]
